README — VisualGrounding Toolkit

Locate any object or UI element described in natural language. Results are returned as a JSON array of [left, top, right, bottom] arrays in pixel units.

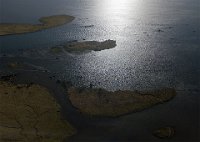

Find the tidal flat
[[0, 15, 74, 36]]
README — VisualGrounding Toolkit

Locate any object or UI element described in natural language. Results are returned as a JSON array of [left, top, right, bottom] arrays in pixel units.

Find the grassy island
[[0, 15, 75, 36], [68, 87, 176, 117], [0, 81, 76, 142], [50, 40, 117, 53]]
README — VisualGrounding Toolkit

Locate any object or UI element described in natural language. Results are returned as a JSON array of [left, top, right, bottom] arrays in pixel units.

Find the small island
[[0, 81, 76, 142], [68, 87, 176, 117], [0, 15, 75, 36], [153, 126, 175, 139], [50, 40, 117, 53]]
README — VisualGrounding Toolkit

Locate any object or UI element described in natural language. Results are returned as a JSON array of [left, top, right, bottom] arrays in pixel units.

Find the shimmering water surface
[[0, 0, 200, 141], [1, 0, 199, 91]]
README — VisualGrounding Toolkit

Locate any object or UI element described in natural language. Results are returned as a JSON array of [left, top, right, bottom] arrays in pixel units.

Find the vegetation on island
[[50, 40, 117, 53], [0, 81, 76, 142], [68, 87, 176, 117], [0, 15, 75, 36]]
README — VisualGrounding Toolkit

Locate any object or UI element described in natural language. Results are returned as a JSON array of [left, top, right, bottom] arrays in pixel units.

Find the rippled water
[[0, 0, 199, 91], [0, 0, 199, 141]]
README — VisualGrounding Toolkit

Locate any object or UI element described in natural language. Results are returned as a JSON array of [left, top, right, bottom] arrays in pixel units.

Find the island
[[153, 126, 175, 139], [50, 40, 117, 53], [0, 15, 75, 36], [0, 81, 76, 142], [68, 87, 176, 117]]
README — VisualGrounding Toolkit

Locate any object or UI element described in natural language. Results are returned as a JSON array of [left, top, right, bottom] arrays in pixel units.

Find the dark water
[[0, 0, 200, 141]]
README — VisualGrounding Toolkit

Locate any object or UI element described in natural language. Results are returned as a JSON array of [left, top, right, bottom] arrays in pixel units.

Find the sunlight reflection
[[95, 0, 142, 32], [97, 0, 132, 15]]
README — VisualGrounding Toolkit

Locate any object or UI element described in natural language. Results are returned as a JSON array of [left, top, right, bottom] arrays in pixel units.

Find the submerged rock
[[7, 62, 23, 69], [50, 46, 64, 54]]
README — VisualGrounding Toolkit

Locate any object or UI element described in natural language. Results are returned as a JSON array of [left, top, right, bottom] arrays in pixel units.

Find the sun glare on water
[[98, 0, 131, 14]]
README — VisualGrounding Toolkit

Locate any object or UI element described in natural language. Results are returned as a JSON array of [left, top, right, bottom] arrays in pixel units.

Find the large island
[[0, 15, 75, 36], [0, 81, 76, 142], [68, 87, 176, 117]]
